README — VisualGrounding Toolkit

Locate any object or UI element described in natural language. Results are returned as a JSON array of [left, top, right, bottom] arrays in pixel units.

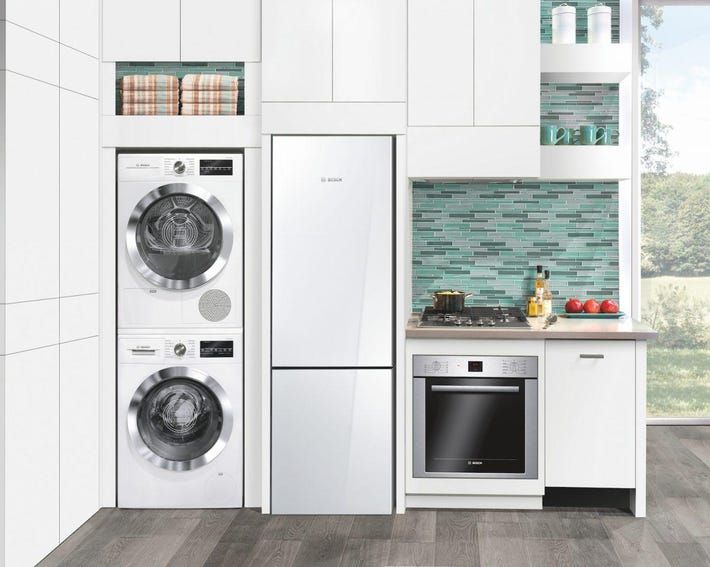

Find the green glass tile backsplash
[[412, 181, 619, 312], [115, 62, 245, 114], [541, 0, 620, 43], [541, 83, 619, 143]]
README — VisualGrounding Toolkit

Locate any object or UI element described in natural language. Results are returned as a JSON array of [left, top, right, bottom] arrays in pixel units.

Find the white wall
[[0, 2, 100, 565]]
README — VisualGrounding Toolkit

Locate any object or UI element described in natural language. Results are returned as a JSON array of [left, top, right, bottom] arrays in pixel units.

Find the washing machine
[[117, 333, 242, 508], [117, 153, 242, 331]]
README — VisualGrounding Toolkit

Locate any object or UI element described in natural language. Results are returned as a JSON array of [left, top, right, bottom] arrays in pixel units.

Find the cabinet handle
[[579, 354, 605, 359]]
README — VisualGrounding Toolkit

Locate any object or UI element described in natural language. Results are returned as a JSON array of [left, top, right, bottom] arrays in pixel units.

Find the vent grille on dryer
[[199, 289, 232, 322]]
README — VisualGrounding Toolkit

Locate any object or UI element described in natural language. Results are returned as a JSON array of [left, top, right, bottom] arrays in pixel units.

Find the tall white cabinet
[[1, 4, 100, 565]]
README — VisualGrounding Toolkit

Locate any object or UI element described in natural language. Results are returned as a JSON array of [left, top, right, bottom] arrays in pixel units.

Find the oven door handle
[[430, 385, 520, 393]]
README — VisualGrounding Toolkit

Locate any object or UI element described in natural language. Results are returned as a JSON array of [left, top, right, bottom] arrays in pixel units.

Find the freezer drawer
[[271, 369, 393, 514], [271, 135, 394, 368]]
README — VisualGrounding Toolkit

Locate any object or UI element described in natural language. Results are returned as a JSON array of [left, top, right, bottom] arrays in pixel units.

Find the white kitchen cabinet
[[262, 0, 332, 102], [4, 0, 59, 40], [333, 0, 406, 102], [102, 0, 180, 62], [474, 0, 539, 126], [60, 90, 99, 297], [3, 73, 59, 304], [3, 346, 60, 567], [181, 0, 260, 62], [60, 0, 100, 57], [408, 0, 474, 126], [60, 338, 100, 541], [545, 340, 636, 488]]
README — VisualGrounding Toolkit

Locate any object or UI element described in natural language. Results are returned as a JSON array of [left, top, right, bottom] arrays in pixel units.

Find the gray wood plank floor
[[40, 426, 710, 566]]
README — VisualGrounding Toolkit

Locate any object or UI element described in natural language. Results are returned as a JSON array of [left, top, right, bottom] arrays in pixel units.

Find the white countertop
[[406, 314, 657, 340]]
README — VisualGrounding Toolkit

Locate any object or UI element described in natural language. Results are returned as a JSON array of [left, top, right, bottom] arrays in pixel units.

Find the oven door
[[413, 377, 537, 479]]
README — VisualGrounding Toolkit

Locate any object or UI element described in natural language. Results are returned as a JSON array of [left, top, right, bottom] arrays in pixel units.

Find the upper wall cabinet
[[103, 0, 180, 62], [408, 0, 473, 126], [333, 0, 406, 102], [103, 0, 259, 62], [262, 0, 332, 102], [409, 0, 539, 127], [263, 0, 406, 103], [474, 0, 539, 126], [181, 0, 260, 62]]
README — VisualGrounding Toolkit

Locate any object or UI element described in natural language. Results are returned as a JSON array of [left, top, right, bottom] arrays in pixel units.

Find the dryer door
[[127, 183, 233, 290], [128, 367, 233, 471]]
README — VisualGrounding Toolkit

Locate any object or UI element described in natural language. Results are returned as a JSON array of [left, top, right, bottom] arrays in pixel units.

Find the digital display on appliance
[[468, 361, 483, 372], [200, 159, 233, 176], [200, 341, 234, 358]]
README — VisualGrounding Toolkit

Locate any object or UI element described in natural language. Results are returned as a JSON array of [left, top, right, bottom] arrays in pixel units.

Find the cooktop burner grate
[[418, 306, 530, 328]]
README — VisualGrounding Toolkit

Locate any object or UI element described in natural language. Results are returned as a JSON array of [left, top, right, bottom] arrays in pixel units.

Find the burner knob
[[455, 319, 462, 326], [466, 320, 473, 326], [477, 320, 484, 326], [488, 320, 495, 327], [174, 343, 187, 357]]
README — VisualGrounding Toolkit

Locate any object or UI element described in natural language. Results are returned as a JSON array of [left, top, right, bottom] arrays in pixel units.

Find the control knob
[[174, 343, 187, 357], [173, 160, 186, 175]]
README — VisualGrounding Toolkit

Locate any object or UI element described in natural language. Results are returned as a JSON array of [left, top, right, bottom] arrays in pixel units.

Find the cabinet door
[[333, 0, 406, 102], [408, 0, 474, 126], [474, 0, 539, 126], [60, 338, 100, 540], [4, 72, 59, 304], [272, 369, 392, 514], [4, 347, 60, 566], [262, 0, 332, 102], [102, 0, 180, 62], [546, 341, 636, 488], [181, 0, 260, 62]]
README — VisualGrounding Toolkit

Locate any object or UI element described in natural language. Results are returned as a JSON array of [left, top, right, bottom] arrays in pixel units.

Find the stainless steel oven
[[413, 355, 538, 479]]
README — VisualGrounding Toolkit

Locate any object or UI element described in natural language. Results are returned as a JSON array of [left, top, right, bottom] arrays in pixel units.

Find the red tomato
[[600, 299, 619, 313], [565, 297, 584, 313], [583, 299, 601, 313]]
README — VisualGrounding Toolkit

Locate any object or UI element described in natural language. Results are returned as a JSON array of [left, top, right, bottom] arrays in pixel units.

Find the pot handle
[[465, 293, 472, 298]]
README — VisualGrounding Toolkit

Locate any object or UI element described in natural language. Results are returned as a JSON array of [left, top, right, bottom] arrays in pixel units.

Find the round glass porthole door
[[127, 183, 233, 290], [127, 367, 233, 472]]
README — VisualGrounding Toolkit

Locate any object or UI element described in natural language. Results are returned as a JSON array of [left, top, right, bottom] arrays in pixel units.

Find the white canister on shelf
[[552, 3, 576, 45], [588, 3, 612, 44]]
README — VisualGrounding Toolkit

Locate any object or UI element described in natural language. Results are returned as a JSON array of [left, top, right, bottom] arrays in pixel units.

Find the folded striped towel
[[122, 75, 179, 91], [122, 90, 180, 104], [181, 103, 238, 116], [181, 74, 239, 91], [181, 90, 239, 104], [122, 103, 179, 115]]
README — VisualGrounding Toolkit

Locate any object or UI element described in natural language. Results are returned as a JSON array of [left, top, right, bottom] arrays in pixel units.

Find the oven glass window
[[425, 378, 525, 474], [135, 193, 223, 280]]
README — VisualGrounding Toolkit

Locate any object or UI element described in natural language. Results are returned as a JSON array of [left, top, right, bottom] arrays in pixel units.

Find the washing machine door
[[127, 183, 233, 290], [128, 367, 233, 471]]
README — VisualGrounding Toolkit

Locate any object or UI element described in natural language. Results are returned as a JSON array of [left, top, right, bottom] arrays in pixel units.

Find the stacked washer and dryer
[[117, 153, 244, 508]]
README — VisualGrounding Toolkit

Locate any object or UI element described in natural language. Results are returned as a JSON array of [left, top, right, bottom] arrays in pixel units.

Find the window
[[640, 2, 710, 418]]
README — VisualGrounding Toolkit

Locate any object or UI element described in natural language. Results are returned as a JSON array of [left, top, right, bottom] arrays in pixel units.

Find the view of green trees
[[640, 6, 710, 417]]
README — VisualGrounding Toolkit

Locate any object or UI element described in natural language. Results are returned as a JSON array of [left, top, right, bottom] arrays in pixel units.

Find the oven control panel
[[413, 355, 538, 378]]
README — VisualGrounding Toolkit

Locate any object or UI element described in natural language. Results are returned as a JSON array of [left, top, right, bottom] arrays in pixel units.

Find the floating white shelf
[[540, 145, 631, 180], [541, 44, 632, 83], [101, 115, 261, 148]]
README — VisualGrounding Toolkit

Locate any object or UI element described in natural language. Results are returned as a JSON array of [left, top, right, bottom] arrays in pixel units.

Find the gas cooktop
[[418, 306, 530, 328]]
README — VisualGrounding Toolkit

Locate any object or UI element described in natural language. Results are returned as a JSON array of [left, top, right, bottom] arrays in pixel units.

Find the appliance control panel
[[118, 336, 241, 363], [117, 153, 242, 181], [413, 355, 538, 378]]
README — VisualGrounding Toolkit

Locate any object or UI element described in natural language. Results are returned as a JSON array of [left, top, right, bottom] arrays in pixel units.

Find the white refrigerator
[[271, 136, 394, 514]]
